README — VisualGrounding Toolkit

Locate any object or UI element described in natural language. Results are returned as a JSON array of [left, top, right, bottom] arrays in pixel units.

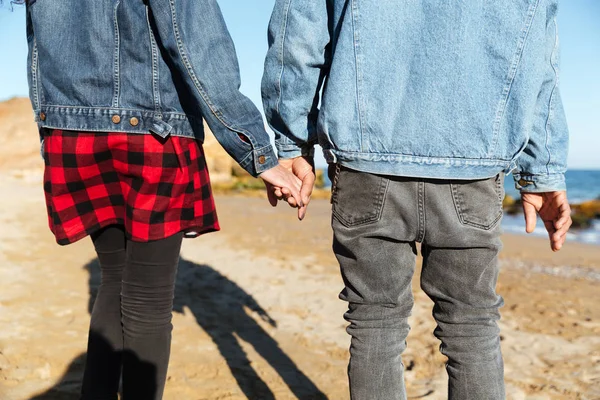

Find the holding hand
[[521, 191, 573, 252], [268, 157, 316, 220], [260, 165, 304, 211]]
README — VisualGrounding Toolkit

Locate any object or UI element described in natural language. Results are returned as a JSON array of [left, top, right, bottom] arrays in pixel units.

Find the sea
[[321, 169, 600, 245]]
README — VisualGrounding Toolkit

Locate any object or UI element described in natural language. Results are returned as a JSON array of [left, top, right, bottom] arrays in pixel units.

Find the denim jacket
[[262, 0, 569, 192], [26, 0, 277, 177]]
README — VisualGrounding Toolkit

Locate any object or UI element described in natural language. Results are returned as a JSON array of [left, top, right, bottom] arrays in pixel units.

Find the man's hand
[[521, 191, 572, 252], [260, 165, 304, 211], [271, 157, 316, 220]]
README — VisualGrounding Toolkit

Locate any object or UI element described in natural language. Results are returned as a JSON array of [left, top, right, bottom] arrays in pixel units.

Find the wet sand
[[1, 175, 599, 400]]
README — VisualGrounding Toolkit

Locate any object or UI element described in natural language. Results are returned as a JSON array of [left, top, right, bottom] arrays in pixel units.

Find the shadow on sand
[[29, 257, 326, 400]]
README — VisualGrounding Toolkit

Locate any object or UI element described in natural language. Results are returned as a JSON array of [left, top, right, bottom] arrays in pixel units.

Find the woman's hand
[[260, 165, 304, 211], [271, 157, 316, 220]]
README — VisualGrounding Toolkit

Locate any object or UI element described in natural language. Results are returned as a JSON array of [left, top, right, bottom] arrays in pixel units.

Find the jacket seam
[[31, 37, 40, 111], [39, 124, 196, 137], [333, 150, 512, 163], [351, 0, 366, 152], [39, 105, 193, 118], [167, 0, 257, 145], [274, 0, 293, 117], [112, 0, 122, 108], [146, 6, 162, 116], [489, 0, 539, 158], [276, 139, 318, 149], [544, 17, 560, 175], [513, 172, 565, 180]]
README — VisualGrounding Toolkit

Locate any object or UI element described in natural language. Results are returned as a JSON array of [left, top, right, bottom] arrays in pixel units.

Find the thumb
[[522, 200, 538, 234]]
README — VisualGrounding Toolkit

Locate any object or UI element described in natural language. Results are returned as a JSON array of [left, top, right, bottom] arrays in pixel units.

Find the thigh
[[332, 167, 419, 316], [91, 225, 126, 254], [123, 233, 183, 288], [420, 175, 505, 325], [420, 244, 503, 323], [120, 234, 183, 335], [91, 225, 127, 283]]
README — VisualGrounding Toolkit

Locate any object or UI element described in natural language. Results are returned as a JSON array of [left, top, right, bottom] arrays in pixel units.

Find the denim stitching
[[417, 181, 425, 243], [544, 17, 560, 175], [167, 0, 257, 149], [30, 38, 40, 111], [450, 180, 503, 230], [111, 0, 122, 108], [274, 0, 293, 117], [40, 105, 190, 116], [333, 149, 513, 164], [350, 0, 366, 152], [332, 171, 388, 227], [38, 125, 195, 138], [489, 0, 539, 158], [146, 7, 162, 116], [331, 163, 341, 205]]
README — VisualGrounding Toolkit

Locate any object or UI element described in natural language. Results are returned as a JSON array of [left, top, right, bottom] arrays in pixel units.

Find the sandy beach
[[1, 97, 599, 400], [0, 169, 599, 400]]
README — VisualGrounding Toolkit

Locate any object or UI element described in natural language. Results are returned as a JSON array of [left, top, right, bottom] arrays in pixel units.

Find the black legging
[[81, 225, 183, 400]]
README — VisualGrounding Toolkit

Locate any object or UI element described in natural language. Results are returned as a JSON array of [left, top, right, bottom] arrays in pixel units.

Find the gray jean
[[331, 165, 506, 400]]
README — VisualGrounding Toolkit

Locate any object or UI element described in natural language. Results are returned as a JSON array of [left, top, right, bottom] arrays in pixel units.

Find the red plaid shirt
[[43, 129, 219, 245]]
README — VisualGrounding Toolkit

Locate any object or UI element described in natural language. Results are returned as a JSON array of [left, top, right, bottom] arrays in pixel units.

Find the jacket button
[[518, 178, 531, 187], [258, 155, 266, 165], [39, 112, 46, 121], [129, 117, 139, 127], [111, 115, 121, 124]]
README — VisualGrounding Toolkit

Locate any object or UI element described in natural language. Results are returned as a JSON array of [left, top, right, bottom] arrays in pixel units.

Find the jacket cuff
[[238, 144, 279, 177], [513, 172, 567, 193], [275, 142, 316, 160]]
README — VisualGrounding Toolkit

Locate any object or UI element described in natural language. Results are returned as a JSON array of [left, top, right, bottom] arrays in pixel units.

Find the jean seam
[[416, 181, 425, 243]]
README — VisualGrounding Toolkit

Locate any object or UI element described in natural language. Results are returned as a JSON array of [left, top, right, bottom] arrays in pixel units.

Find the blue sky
[[1, 0, 598, 169]]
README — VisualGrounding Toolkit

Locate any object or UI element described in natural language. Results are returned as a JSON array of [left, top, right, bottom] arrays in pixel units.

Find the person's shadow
[[28, 353, 86, 400], [173, 258, 326, 399], [29, 257, 326, 399]]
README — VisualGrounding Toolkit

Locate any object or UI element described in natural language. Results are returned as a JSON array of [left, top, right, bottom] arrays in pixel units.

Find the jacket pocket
[[332, 166, 389, 227], [451, 174, 504, 230]]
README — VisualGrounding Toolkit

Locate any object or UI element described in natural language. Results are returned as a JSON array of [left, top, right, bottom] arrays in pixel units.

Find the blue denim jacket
[[26, 0, 277, 177], [262, 0, 569, 192]]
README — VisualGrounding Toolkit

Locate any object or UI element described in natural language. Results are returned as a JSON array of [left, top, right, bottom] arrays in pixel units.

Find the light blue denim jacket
[[26, 0, 277, 177], [262, 0, 569, 192]]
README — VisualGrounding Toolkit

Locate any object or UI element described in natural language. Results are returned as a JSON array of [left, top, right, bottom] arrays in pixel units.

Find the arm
[[147, 0, 277, 177], [262, 0, 331, 159], [514, 1, 569, 193], [517, 1, 572, 251]]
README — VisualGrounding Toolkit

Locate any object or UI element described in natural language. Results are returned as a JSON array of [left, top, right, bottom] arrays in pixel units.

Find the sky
[[1, 0, 598, 169]]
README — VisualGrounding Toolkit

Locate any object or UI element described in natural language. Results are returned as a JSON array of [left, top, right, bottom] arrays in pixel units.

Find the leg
[[332, 167, 419, 400], [421, 177, 505, 399], [120, 233, 183, 400], [82, 225, 126, 400]]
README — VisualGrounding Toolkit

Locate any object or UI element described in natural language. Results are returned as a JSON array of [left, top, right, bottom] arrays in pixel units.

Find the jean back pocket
[[450, 174, 504, 230], [332, 166, 389, 227]]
